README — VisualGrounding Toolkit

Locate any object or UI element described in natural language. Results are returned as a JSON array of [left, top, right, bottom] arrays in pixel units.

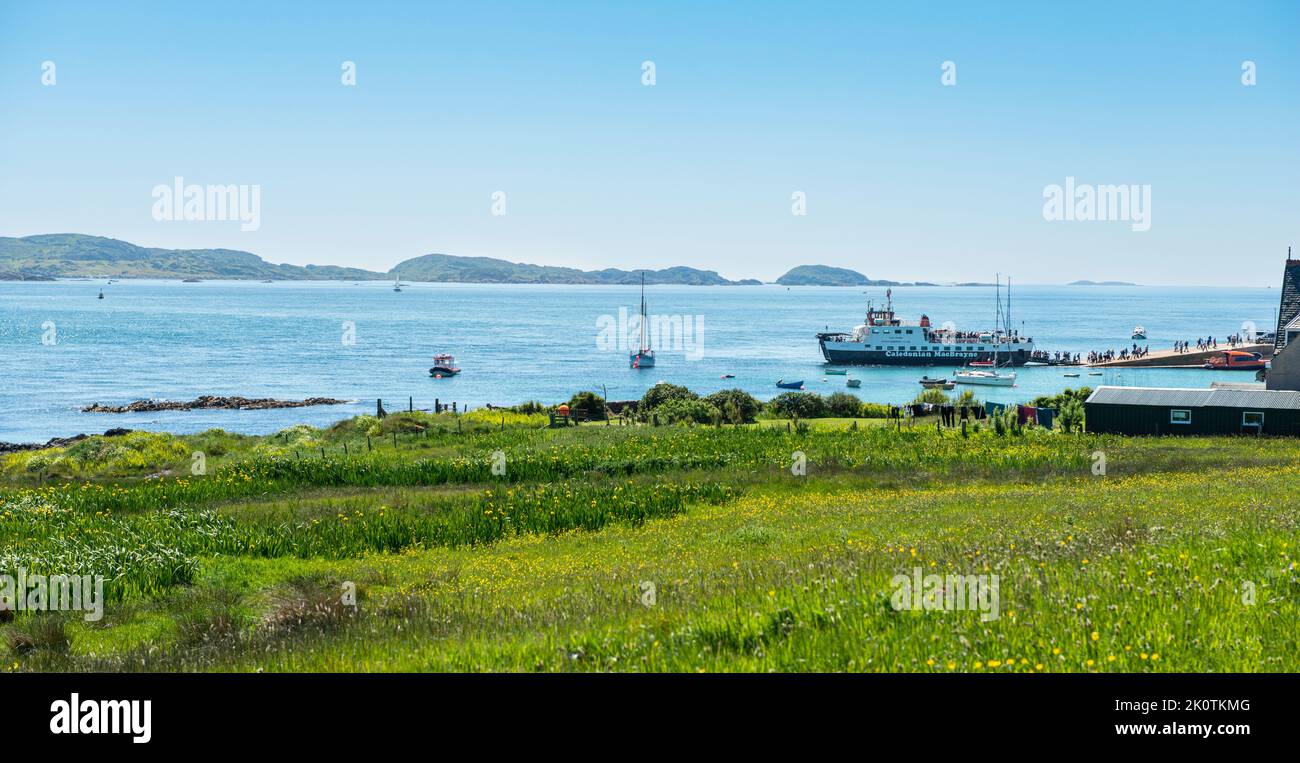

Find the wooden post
[[367, 436, 372, 452], [961, 420, 967, 438], [409, 396, 413, 413], [343, 442, 348, 456], [392, 432, 398, 449], [435, 398, 440, 414], [452, 402, 458, 414]]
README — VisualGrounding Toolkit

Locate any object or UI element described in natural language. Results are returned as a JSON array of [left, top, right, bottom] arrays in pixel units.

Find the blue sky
[[1, 0, 1296, 284]]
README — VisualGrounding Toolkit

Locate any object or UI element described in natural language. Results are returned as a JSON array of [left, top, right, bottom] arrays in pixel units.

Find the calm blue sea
[[0, 279, 1280, 442]]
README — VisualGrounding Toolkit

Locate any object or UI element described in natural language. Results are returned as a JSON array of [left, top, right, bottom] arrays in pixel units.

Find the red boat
[[1203, 350, 1265, 371]]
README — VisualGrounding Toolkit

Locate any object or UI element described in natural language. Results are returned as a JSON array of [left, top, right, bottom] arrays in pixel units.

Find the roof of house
[[1086, 385, 1300, 410], [1274, 257, 1300, 351]]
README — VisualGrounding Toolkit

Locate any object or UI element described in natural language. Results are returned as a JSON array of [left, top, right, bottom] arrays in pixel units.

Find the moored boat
[[776, 380, 804, 390], [846, 378, 861, 388], [825, 368, 847, 375], [429, 353, 460, 377], [955, 368, 1015, 387], [630, 274, 655, 369]]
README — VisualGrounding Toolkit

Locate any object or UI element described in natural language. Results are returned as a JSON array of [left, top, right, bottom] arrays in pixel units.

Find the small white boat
[[1131, 325, 1146, 340], [955, 368, 1016, 387], [393, 274, 402, 292]]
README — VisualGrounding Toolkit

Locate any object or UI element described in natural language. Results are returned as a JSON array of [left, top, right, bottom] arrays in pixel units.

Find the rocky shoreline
[[0, 428, 134, 454], [82, 396, 350, 413]]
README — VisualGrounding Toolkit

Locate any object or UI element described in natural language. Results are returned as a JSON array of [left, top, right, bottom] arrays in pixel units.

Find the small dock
[[1091, 343, 1272, 368]]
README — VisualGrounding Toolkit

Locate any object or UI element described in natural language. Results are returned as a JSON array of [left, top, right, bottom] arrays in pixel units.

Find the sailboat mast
[[994, 274, 1002, 368], [639, 273, 648, 351]]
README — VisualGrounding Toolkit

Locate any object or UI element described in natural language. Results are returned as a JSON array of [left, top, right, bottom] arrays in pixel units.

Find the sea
[[0, 279, 1280, 442]]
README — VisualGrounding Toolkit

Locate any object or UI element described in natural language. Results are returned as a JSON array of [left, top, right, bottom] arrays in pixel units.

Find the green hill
[[0, 234, 763, 284], [776, 264, 881, 286], [392, 253, 758, 285], [0, 234, 382, 280]]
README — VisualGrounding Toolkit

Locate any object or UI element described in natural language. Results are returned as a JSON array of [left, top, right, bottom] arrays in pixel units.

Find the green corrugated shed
[[1085, 386, 1300, 435]]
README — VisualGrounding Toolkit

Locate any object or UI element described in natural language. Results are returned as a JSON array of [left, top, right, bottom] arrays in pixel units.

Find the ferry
[[1131, 325, 1147, 340], [816, 288, 1035, 366]]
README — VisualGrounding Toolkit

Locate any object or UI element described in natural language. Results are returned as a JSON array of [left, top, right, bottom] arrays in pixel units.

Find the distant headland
[[0, 234, 761, 285]]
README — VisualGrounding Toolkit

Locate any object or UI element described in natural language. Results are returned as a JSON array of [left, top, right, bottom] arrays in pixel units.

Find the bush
[[859, 402, 892, 418], [566, 391, 607, 421], [655, 398, 720, 425], [912, 388, 952, 405], [1057, 398, 1085, 433], [824, 392, 864, 418], [767, 392, 828, 419], [640, 383, 698, 411], [704, 389, 762, 423]]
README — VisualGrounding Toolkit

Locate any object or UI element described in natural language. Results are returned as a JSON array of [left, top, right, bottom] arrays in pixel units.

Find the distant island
[[1068, 280, 1139, 286], [774, 264, 938, 287], [0, 234, 761, 285], [392, 253, 761, 285]]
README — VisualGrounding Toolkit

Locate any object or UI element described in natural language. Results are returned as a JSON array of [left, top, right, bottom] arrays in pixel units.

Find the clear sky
[[1, 1, 1296, 285]]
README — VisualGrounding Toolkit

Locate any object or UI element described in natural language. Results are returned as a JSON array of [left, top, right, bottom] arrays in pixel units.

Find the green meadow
[[2, 406, 1297, 672]]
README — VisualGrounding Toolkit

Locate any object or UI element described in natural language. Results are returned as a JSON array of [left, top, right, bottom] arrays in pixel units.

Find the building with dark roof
[[1273, 248, 1300, 354], [1266, 249, 1300, 391], [1085, 386, 1300, 435]]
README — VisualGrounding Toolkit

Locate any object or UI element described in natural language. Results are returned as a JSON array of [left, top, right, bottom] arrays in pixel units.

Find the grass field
[[2, 411, 1297, 672]]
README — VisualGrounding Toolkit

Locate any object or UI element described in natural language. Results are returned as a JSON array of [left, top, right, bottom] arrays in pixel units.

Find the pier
[[1091, 342, 1272, 368]]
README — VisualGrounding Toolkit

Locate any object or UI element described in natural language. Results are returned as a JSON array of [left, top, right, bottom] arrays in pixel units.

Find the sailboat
[[630, 273, 655, 369], [956, 276, 1017, 387], [392, 274, 402, 292]]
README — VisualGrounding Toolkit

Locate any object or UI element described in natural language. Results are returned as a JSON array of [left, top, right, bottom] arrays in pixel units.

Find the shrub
[[640, 383, 698, 411], [912, 388, 952, 405], [767, 392, 828, 419], [704, 389, 762, 423], [824, 392, 864, 418], [1057, 397, 1085, 433], [860, 402, 892, 418], [656, 398, 719, 425], [566, 391, 607, 421]]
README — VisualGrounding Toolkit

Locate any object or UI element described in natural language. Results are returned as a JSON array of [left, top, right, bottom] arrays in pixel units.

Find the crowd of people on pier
[[1087, 345, 1150, 363]]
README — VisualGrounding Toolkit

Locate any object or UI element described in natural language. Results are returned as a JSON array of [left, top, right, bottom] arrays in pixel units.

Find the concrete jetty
[[1091, 343, 1272, 368]]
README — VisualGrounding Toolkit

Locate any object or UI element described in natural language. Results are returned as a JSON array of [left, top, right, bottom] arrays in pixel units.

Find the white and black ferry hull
[[818, 337, 1033, 367]]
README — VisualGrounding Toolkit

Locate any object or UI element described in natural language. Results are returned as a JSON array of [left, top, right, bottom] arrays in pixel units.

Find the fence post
[[392, 432, 398, 449], [367, 436, 372, 452], [409, 396, 413, 413]]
